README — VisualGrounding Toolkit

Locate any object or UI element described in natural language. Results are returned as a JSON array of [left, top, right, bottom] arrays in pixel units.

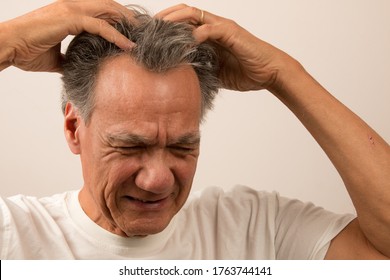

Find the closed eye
[[169, 145, 198, 156], [171, 146, 193, 151], [121, 146, 144, 150], [116, 146, 145, 154]]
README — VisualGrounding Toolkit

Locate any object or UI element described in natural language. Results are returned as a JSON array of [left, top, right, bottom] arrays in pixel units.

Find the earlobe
[[64, 102, 82, 155]]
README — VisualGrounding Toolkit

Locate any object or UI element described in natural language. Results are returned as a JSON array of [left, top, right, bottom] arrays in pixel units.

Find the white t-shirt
[[0, 185, 354, 259]]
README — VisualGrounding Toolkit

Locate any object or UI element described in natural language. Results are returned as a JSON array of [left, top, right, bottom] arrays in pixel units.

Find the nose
[[134, 152, 175, 194]]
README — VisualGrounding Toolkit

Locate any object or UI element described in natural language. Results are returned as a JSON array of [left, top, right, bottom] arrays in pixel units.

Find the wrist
[[0, 22, 16, 71], [266, 53, 307, 97]]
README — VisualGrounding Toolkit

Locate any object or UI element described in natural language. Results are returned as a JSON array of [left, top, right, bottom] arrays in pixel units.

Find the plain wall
[[1, 0, 389, 215]]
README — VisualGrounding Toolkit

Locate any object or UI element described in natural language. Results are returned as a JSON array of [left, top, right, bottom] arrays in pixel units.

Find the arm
[[273, 59, 390, 259], [0, 0, 134, 73], [158, 4, 390, 259]]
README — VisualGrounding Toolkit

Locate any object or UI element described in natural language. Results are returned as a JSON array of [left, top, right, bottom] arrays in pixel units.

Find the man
[[0, 0, 389, 259]]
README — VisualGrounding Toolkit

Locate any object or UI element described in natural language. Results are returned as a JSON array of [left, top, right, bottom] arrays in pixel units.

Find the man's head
[[61, 8, 219, 237], [62, 7, 219, 123]]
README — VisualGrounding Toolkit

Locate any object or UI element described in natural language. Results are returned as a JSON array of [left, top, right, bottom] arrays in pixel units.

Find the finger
[[50, 43, 65, 73], [158, 6, 232, 44], [100, 1, 138, 23], [192, 22, 235, 44], [75, 0, 136, 22], [161, 6, 204, 25], [158, 6, 219, 26], [155, 4, 189, 19], [54, 53, 66, 74], [63, 1, 135, 50], [80, 17, 135, 50], [193, 24, 214, 44], [48, 53, 65, 73], [81, 1, 137, 49], [61, 1, 136, 50]]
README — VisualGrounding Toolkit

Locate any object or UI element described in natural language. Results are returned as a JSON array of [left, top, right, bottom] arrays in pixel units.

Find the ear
[[64, 102, 83, 155]]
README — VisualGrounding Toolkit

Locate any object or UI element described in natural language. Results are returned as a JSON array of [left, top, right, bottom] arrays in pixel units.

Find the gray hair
[[61, 7, 220, 123]]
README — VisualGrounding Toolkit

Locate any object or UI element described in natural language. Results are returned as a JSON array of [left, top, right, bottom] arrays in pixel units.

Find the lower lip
[[124, 196, 172, 211]]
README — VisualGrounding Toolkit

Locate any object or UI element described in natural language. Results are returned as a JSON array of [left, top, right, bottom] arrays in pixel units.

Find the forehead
[[89, 55, 202, 138], [94, 55, 201, 107]]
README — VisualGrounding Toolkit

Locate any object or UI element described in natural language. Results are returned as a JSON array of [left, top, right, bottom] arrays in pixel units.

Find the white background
[[0, 0, 389, 215]]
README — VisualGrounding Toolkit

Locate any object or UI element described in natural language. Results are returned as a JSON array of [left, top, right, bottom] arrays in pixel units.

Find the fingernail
[[125, 41, 136, 50]]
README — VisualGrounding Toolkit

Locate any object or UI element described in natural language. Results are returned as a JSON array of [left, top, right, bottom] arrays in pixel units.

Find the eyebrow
[[107, 133, 154, 146], [106, 132, 201, 146], [169, 132, 201, 146]]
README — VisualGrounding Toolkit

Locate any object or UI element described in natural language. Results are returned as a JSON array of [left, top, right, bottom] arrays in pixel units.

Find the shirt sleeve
[[274, 193, 355, 259], [0, 196, 12, 259]]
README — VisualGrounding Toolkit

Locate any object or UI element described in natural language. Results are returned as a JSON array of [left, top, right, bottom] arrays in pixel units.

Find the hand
[[0, 0, 134, 72], [156, 4, 298, 92]]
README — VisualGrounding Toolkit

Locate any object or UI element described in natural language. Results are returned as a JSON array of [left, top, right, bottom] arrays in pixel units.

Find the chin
[[121, 217, 172, 237]]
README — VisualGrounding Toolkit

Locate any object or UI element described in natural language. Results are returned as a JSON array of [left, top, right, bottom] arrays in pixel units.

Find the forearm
[[270, 60, 390, 256]]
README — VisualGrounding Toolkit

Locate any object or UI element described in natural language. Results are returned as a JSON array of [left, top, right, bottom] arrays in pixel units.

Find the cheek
[[104, 157, 140, 188], [96, 158, 140, 212], [84, 151, 140, 196], [175, 157, 198, 188], [172, 159, 198, 212]]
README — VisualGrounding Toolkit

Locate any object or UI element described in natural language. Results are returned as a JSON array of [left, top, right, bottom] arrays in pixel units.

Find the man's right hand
[[0, 0, 134, 72]]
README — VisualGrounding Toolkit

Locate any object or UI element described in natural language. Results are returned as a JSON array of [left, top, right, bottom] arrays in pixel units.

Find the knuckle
[[97, 18, 110, 29], [221, 19, 241, 33], [224, 18, 238, 28], [178, 3, 190, 9], [189, 6, 199, 14]]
